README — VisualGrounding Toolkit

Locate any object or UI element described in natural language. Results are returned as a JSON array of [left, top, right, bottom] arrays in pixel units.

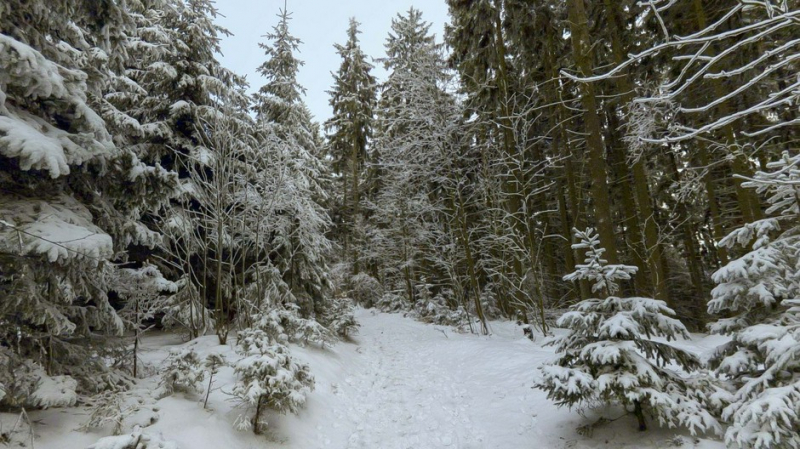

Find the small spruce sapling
[[232, 328, 314, 434], [536, 229, 721, 434], [706, 152, 800, 449], [203, 353, 225, 409], [325, 297, 360, 338], [159, 348, 204, 396]]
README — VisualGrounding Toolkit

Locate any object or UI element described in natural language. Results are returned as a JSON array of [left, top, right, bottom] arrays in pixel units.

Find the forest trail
[[297, 310, 724, 449], [29, 310, 725, 449], [310, 310, 551, 449]]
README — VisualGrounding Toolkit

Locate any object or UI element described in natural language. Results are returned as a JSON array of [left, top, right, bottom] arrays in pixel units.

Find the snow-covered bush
[[88, 426, 178, 449], [0, 349, 37, 408], [254, 307, 337, 347], [706, 152, 800, 449], [324, 297, 360, 338], [232, 328, 314, 434], [79, 391, 130, 435], [159, 348, 205, 396], [536, 229, 721, 434], [349, 273, 384, 308], [29, 371, 78, 409], [0, 348, 78, 409], [375, 292, 406, 312], [413, 294, 466, 326]]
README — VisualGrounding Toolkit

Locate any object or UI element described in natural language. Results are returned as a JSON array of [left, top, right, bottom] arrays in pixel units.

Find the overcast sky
[[215, 0, 451, 124]]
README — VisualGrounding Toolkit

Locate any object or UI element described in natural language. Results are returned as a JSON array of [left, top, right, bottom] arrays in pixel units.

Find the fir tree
[[232, 327, 314, 434], [0, 0, 176, 403], [252, 7, 333, 320], [537, 229, 721, 434], [325, 18, 377, 273], [707, 151, 800, 449]]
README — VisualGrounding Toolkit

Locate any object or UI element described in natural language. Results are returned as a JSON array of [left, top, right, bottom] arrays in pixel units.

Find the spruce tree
[[325, 18, 377, 274], [252, 8, 333, 320], [0, 0, 177, 403], [232, 326, 314, 434], [537, 229, 720, 434], [707, 152, 800, 449]]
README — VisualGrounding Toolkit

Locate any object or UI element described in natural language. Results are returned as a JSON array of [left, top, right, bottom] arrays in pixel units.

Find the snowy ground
[[8, 309, 726, 448]]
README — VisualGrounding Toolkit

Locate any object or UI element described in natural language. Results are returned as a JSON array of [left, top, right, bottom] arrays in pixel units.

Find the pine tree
[[325, 18, 377, 274], [0, 0, 176, 403], [537, 229, 720, 434], [232, 327, 314, 434], [252, 7, 333, 319], [707, 151, 800, 449]]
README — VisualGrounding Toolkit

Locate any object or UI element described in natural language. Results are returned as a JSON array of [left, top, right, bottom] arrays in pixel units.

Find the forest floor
[[8, 309, 727, 449]]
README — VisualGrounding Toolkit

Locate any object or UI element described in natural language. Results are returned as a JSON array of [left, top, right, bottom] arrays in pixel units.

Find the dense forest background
[[1, 0, 798, 446]]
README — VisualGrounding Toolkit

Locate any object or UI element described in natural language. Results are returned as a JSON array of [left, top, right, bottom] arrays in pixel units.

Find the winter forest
[[0, 0, 798, 448]]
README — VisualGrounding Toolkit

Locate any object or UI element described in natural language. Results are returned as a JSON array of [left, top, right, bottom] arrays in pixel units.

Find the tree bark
[[566, 0, 619, 264]]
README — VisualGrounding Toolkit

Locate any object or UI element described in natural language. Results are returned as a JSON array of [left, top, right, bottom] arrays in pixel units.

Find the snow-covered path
[[333, 312, 505, 448], [28, 309, 726, 449], [290, 309, 724, 449], [294, 309, 565, 448]]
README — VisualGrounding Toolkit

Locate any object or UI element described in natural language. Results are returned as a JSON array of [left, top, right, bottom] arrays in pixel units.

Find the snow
[[21, 310, 726, 449], [0, 194, 114, 262], [30, 373, 78, 409]]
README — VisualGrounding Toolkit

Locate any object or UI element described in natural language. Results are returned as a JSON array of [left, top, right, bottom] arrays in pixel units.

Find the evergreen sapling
[[159, 348, 204, 397], [232, 327, 314, 434], [707, 152, 800, 449], [536, 228, 722, 434]]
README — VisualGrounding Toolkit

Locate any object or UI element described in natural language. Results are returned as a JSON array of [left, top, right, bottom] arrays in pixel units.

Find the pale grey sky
[[215, 0, 450, 124]]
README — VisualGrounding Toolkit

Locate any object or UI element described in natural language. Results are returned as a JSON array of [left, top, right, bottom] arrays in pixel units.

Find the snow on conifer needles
[[537, 228, 723, 435], [705, 152, 800, 449]]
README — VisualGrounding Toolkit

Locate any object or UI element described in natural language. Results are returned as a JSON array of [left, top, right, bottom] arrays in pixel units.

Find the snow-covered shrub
[[79, 390, 160, 436], [254, 307, 337, 347], [349, 273, 384, 307], [0, 349, 37, 408], [536, 229, 721, 434], [88, 426, 178, 449], [324, 297, 360, 338], [706, 152, 800, 449], [159, 348, 204, 396], [0, 348, 78, 409], [232, 328, 314, 434], [375, 292, 406, 312], [413, 294, 466, 326], [29, 371, 78, 409], [79, 391, 130, 435]]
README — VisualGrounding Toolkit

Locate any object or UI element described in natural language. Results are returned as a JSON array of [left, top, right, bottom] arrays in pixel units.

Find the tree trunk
[[634, 400, 647, 431], [604, 0, 669, 302], [566, 0, 619, 264]]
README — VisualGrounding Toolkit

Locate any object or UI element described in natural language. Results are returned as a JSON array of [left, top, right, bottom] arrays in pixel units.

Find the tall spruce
[[253, 8, 333, 319], [325, 18, 377, 275], [0, 0, 177, 404]]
